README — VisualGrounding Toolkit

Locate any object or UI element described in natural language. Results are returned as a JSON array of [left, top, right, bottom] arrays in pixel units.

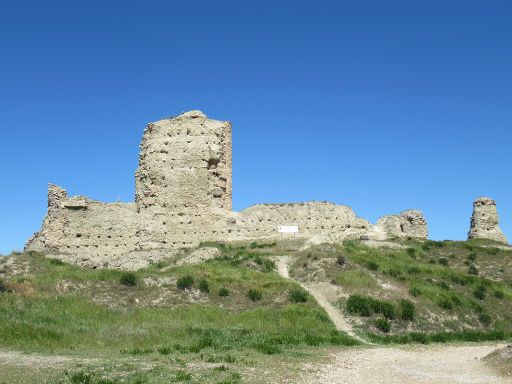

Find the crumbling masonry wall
[[26, 110, 429, 269]]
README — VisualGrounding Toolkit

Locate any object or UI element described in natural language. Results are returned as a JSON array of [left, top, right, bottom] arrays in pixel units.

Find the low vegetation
[[0, 238, 511, 382]]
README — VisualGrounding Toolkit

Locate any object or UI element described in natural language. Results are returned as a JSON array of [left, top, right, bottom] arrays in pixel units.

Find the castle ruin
[[26, 110, 429, 269]]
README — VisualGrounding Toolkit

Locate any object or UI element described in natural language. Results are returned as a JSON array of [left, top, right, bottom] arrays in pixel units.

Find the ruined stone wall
[[232, 202, 371, 240], [26, 185, 140, 267], [375, 210, 428, 239], [26, 110, 430, 270]]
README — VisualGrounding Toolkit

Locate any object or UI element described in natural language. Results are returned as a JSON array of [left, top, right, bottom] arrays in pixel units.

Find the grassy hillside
[[0, 238, 510, 383], [0, 245, 355, 384], [289, 239, 512, 342]]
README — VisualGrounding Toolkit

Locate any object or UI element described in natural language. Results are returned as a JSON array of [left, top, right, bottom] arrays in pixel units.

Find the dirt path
[[275, 256, 359, 339], [303, 343, 510, 384]]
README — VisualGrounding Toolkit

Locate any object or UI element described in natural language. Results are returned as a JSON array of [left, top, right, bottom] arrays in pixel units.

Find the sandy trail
[[303, 343, 510, 384], [275, 256, 358, 338]]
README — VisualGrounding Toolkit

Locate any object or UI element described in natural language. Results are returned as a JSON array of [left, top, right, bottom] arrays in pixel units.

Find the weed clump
[[336, 255, 346, 266], [219, 287, 230, 297], [366, 261, 379, 271], [177, 275, 194, 290], [374, 318, 391, 333], [288, 288, 308, 303], [198, 278, 210, 293], [49, 258, 65, 266], [0, 278, 8, 293], [346, 295, 396, 319], [438, 297, 453, 310], [494, 290, 505, 299], [399, 299, 416, 321], [468, 265, 479, 275], [119, 272, 137, 287], [438, 257, 449, 266], [247, 288, 262, 301], [473, 285, 487, 300], [409, 286, 421, 297]]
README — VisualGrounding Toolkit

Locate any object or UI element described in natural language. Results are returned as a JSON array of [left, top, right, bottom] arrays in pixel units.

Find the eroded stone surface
[[26, 111, 429, 269], [468, 197, 508, 244], [375, 210, 428, 240]]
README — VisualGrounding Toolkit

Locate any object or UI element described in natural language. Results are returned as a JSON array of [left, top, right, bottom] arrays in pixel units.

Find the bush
[[219, 287, 230, 297], [479, 313, 492, 326], [473, 285, 487, 300], [177, 275, 194, 290], [374, 318, 391, 333], [494, 290, 505, 299], [438, 258, 449, 266], [198, 278, 210, 293], [468, 252, 477, 262], [409, 286, 421, 297], [119, 272, 137, 287], [247, 288, 262, 301], [468, 265, 479, 275], [375, 301, 396, 320], [0, 279, 8, 293], [346, 295, 372, 316], [336, 255, 346, 266], [346, 295, 396, 319], [288, 288, 308, 303], [366, 261, 379, 271], [49, 258, 65, 266], [406, 248, 417, 258], [399, 299, 416, 321], [262, 259, 275, 272], [438, 297, 453, 310]]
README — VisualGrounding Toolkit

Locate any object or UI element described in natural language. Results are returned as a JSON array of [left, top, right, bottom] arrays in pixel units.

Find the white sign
[[278, 225, 299, 234]]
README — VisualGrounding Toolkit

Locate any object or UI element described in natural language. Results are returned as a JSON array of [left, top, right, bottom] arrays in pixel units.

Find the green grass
[[290, 239, 512, 338], [0, 250, 358, 356]]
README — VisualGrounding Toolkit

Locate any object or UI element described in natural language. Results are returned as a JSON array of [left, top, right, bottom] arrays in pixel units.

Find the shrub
[[374, 301, 396, 320], [366, 261, 379, 271], [399, 299, 416, 321], [288, 288, 308, 303], [336, 255, 346, 266], [468, 265, 479, 275], [421, 244, 430, 251], [374, 318, 391, 333], [219, 287, 230, 297], [438, 258, 449, 266], [262, 259, 275, 272], [479, 313, 492, 326], [198, 278, 210, 293], [406, 248, 417, 258], [468, 252, 477, 262], [119, 272, 137, 287], [0, 278, 7, 293], [177, 275, 194, 290], [157, 346, 172, 355], [346, 295, 372, 316], [247, 288, 262, 301], [49, 258, 65, 266], [473, 285, 486, 300], [173, 370, 192, 381], [438, 297, 453, 310], [409, 286, 421, 297], [346, 295, 396, 319], [494, 290, 505, 299]]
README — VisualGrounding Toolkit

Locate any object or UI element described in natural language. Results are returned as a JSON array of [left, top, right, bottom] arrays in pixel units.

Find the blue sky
[[1, 1, 511, 254]]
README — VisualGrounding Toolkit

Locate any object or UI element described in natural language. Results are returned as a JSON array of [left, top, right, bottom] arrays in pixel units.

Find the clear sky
[[1, 1, 511, 254]]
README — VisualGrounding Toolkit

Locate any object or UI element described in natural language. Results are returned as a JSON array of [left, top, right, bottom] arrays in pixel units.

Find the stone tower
[[134, 110, 233, 249], [468, 197, 508, 244]]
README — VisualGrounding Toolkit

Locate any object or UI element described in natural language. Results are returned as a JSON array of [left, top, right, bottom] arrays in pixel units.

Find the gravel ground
[[303, 343, 510, 384]]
